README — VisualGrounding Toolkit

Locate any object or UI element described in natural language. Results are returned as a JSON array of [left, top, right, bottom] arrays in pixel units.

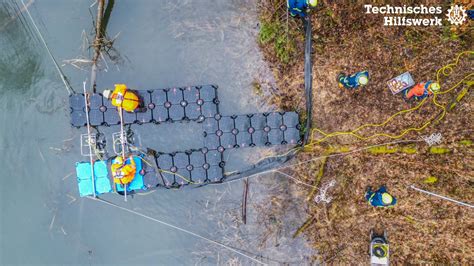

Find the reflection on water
[[0, 0, 314, 264]]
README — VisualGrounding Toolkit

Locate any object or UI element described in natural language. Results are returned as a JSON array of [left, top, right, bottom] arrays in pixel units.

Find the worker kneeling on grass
[[103, 84, 141, 112], [337, 71, 369, 89], [111, 155, 136, 186], [365, 185, 397, 208], [404, 81, 440, 101]]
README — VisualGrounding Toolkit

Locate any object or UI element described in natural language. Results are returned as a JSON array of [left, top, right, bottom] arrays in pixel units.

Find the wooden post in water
[[90, 0, 105, 93]]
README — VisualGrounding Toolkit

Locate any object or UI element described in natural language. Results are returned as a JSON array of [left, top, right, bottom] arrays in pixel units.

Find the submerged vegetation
[[257, 0, 473, 264]]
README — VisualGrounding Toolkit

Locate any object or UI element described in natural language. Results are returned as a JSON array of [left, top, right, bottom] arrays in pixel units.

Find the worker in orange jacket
[[103, 84, 141, 112], [404, 81, 440, 100], [111, 155, 137, 185]]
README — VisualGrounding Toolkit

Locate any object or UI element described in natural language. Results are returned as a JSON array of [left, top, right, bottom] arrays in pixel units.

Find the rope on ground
[[244, 51, 471, 185], [216, 139, 423, 186], [21, 0, 75, 95], [409, 185, 474, 209], [283, 139, 424, 172], [275, 170, 318, 189], [307, 50, 473, 146], [86, 196, 268, 265]]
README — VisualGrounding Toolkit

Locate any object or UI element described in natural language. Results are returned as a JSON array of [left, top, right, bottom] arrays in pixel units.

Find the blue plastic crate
[[76, 161, 112, 197]]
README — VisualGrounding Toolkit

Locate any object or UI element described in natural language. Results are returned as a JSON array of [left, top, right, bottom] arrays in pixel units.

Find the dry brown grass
[[257, 0, 473, 263]]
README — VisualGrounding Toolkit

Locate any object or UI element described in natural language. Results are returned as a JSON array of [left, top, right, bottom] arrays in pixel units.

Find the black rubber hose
[[145, 16, 314, 187], [302, 16, 313, 145], [216, 17, 314, 184]]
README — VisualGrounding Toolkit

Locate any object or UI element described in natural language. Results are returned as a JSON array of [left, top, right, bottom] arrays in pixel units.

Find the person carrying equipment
[[365, 185, 397, 207], [404, 81, 440, 100], [103, 84, 141, 112], [287, 0, 318, 18], [337, 71, 369, 89], [111, 155, 137, 185], [370, 230, 390, 265]]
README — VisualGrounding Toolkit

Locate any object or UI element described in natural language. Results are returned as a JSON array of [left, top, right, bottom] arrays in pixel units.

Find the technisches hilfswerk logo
[[446, 5, 468, 25], [364, 4, 469, 26]]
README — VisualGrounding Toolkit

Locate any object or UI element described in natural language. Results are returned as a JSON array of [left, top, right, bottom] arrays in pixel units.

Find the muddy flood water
[[0, 0, 315, 264]]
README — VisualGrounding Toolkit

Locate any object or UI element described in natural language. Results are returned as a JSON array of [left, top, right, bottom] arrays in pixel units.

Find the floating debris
[[66, 194, 77, 204], [62, 172, 74, 181], [49, 214, 56, 231]]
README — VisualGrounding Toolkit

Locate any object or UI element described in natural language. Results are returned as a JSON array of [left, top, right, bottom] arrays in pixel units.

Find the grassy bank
[[257, 0, 473, 264]]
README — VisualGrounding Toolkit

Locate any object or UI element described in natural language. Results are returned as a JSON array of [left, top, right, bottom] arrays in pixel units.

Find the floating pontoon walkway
[[71, 85, 301, 196]]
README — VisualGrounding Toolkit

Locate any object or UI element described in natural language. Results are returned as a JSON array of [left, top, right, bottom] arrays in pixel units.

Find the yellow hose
[[306, 51, 473, 146]]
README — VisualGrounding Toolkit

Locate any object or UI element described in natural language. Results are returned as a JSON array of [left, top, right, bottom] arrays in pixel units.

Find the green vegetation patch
[[458, 140, 472, 146], [259, 16, 297, 65], [429, 146, 451, 154], [423, 176, 438, 184], [368, 146, 398, 154]]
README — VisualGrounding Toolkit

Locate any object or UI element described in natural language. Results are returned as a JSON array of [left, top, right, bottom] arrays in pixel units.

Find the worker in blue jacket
[[365, 185, 397, 207], [337, 71, 369, 89], [288, 0, 318, 17]]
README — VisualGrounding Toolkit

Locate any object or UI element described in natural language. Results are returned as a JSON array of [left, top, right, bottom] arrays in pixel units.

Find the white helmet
[[102, 89, 112, 99], [307, 0, 317, 7]]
